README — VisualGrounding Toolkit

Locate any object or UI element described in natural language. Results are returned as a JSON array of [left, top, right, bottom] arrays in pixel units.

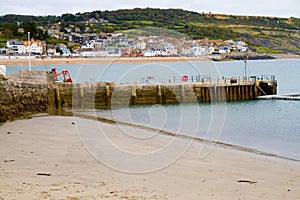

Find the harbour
[[1, 58, 300, 200], [1, 3, 300, 199], [1, 59, 299, 160], [50, 76, 277, 110]]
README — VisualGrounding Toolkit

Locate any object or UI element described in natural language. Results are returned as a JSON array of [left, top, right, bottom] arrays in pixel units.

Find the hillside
[[0, 8, 300, 54]]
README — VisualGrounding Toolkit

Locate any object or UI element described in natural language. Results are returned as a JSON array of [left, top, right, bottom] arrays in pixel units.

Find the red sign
[[182, 75, 188, 82]]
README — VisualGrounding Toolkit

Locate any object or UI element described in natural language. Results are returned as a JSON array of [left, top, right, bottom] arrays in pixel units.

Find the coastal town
[[1, 2, 300, 200], [0, 20, 249, 58]]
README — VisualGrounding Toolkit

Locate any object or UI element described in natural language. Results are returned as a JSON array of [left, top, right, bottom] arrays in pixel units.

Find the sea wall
[[0, 70, 277, 123], [0, 70, 52, 123], [0, 80, 48, 122], [51, 80, 277, 110]]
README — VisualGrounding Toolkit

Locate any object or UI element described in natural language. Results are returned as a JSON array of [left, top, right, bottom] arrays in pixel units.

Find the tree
[[2, 29, 14, 38], [56, 47, 63, 55], [2, 22, 19, 38], [23, 22, 38, 38]]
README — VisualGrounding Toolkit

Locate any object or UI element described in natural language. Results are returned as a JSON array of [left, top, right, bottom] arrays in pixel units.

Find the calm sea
[[6, 58, 300, 160]]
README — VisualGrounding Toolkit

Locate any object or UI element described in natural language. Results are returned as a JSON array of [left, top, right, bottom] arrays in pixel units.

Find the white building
[[164, 45, 178, 56], [180, 48, 191, 56], [235, 41, 246, 46], [143, 49, 156, 57], [22, 39, 43, 55], [191, 46, 206, 56], [56, 44, 71, 56], [208, 46, 215, 55], [81, 42, 95, 49], [6, 40, 23, 54], [236, 45, 248, 52], [218, 46, 231, 54], [135, 41, 147, 50]]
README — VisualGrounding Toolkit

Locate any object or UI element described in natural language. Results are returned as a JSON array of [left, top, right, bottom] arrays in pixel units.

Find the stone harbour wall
[[0, 80, 48, 122], [0, 70, 277, 123]]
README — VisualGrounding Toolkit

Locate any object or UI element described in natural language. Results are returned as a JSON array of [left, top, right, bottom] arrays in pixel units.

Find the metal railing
[[171, 75, 276, 85]]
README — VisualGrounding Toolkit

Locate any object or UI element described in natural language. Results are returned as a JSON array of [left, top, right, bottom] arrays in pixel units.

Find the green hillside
[[0, 8, 300, 54]]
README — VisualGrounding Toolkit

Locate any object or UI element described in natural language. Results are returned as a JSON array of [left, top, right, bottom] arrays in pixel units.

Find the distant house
[[72, 46, 81, 54], [143, 49, 167, 57], [164, 45, 178, 56], [56, 44, 71, 56], [235, 41, 246, 47], [236, 45, 248, 52], [81, 42, 95, 49], [134, 41, 147, 50], [0, 48, 6, 55], [105, 46, 121, 56], [180, 48, 191, 56], [208, 46, 215, 55], [100, 18, 108, 23], [5, 40, 23, 55], [121, 48, 133, 57], [47, 44, 57, 56], [218, 46, 231, 54], [191, 46, 206, 56], [87, 18, 99, 23], [143, 49, 156, 57], [72, 34, 89, 44], [22, 39, 43, 55], [80, 48, 95, 57], [18, 28, 24, 34]]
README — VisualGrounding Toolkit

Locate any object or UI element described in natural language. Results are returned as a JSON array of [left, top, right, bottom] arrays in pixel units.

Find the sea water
[[6, 59, 300, 160]]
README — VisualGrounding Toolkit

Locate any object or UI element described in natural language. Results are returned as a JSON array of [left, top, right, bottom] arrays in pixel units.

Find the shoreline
[[1, 115, 300, 199], [0, 56, 211, 66], [1, 54, 299, 66], [75, 112, 299, 162]]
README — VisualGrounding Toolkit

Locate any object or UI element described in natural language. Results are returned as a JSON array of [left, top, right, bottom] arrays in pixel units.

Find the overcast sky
[[1, 0, 300, 18]]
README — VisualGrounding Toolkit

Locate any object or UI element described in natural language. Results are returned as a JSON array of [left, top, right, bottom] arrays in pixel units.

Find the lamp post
[[244, 57, 247, 77], [244, 51, 249, 78], [28, 32, 31, 71]]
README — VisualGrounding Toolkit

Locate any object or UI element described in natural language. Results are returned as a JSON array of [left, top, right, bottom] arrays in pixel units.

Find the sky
[[1, 0, 300, 18]]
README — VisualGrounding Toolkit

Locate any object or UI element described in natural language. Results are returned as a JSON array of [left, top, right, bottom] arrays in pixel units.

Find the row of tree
[[1, 8, 300, 29], [1, 21, 49, 40]]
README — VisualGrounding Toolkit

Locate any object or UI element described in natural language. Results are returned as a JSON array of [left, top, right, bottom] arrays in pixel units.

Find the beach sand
[[1, 54, 299, 67], [0, 115, 300, 199], [0, 57, 211, 66]]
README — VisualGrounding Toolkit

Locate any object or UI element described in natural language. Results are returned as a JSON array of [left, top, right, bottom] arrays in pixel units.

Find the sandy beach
[[1, 54, 299, 67], [0, 115, 300, 199], [0, 57, 212, 66]]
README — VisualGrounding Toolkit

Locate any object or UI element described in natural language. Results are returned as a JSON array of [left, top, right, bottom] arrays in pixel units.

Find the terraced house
[[5, 39, 45, 55]]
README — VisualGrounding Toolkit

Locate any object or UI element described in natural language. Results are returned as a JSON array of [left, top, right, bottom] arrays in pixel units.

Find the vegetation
[[0, 8, 299, 53]]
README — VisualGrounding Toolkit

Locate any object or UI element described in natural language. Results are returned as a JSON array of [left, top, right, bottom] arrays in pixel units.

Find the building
[[0, 48, 6, 55], [190, 46, 206, 56], [5, 40, 23, 54], [56, 44, 71, 56], [46, 44, 57, 56], [22, 39, 43, 55], [134, 41, 147, 50], [218, 46, 231, 54]]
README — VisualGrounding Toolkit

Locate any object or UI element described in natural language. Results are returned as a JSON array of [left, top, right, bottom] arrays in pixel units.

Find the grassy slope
[[0, 9, 299, 54]]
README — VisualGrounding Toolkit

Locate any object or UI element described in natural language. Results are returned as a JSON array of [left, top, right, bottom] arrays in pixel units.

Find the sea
[[6, 58, 300, 161]]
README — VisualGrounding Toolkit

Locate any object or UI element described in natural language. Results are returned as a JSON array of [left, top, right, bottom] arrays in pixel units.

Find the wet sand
[[0, 115, 300, 199]]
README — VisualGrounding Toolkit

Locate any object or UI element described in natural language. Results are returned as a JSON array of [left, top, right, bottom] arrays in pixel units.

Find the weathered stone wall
[[0, 70, 277, 123], [0, 80, 48, 122], [9, 70, 49, 84], [53, 81, 276, 110]]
